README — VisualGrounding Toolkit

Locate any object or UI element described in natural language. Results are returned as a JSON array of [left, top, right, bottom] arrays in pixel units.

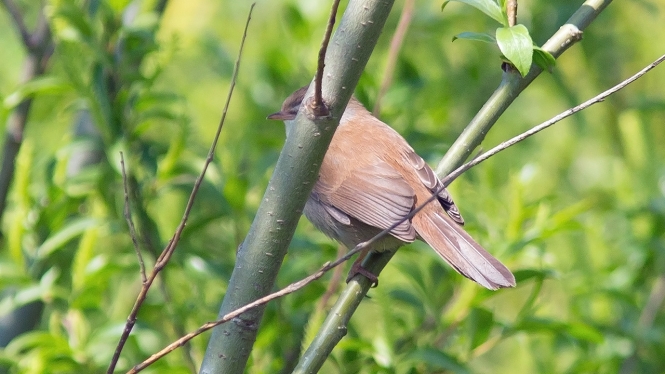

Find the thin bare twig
[[120, 153, 147, 283], [128, 246, 361, 372], [129, 181, 461, 372], [373, 0, 415, 115], [442, 53, 665, 186], [312, 0, 342, 117], [106, 4, 256, 373], [636, 276, 665, 329], [507, 0, 518, 27]]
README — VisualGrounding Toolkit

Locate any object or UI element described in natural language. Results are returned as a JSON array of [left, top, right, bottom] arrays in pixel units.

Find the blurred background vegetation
[[0, 0, 664, 373]]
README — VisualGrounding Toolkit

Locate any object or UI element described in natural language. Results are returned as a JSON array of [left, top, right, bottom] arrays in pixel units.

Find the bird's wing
[[315, 161, 417, 242], [405, 150, 464, 225], [402, 150, 514, 289]]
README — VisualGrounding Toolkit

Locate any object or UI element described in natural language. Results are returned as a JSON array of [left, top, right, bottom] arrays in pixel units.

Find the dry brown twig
[[312, 0, 342, 117], [507, 0, 518, 27], [127, 53, 665, 372], [106, 4, 257, 373]]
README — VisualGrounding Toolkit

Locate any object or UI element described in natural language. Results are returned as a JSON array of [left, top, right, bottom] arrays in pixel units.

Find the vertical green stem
[[199, 1, 395, 373]]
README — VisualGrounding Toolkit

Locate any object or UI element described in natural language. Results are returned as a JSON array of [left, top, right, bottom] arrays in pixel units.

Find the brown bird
[[268, 86, 515, 290]]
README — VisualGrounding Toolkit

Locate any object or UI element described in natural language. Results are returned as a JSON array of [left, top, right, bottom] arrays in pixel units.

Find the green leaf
[[72, 227, 99, 292], [515, 317, 604, 343], [513, 269, 555, 283], [53, 3, 95, 42], [389, 288, 424, 310], [396, 260, 428, 294], [496, 24, 533, 77], [37, 218, 99, 258], [406, 348, 470, 374], [223, 176, 248, 211], [442, 0, 506, 26], [3, 77, 70, 109], [566, 322, 605, 343], [157, 127, 186, 179], [533, 46, 556, 72], [468, 307, 494, 349], [8, 141, 34, 266], [452, 32, 496, 43], [90, 62, 114, 142]]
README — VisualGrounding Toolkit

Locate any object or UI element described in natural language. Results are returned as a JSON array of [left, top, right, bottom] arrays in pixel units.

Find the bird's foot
[[346, 262, 379, 288]]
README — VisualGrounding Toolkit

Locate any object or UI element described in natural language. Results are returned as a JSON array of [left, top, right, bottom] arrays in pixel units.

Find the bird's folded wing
[[405, 150, 464, 225], [316, 161, 417, 242]]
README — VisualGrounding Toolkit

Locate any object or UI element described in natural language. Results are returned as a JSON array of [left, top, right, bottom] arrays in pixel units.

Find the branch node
[[306, 96, 332, 120]]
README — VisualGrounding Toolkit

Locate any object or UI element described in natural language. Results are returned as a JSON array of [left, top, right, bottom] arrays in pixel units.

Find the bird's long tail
[[413, 211, 515, 290]]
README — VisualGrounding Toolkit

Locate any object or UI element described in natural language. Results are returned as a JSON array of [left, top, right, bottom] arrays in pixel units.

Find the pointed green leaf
[[37, 218, 98, 258], [496, 25, 533, 77], [533, 46, 556, 72], [513, 269, 555, 282], [72, 227, 99, 291], [389, 288, 424, 309], [468, 307, 494, 349], [406, 348, 470, 374], [442, 0, 506, 26], [8, 141, 34, 266], [3, 77, 70, 109], [452, 32, 496, 43]]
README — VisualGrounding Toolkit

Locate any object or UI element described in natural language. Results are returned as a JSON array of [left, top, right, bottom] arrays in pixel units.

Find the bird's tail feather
[[413, 211, 515, 290]]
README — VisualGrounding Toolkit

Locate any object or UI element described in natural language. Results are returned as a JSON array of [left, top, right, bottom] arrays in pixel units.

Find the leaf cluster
[[444, 0, 555, 76]]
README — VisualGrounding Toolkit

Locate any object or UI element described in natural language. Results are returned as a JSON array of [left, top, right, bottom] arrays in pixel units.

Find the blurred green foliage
[[0, 0, 664, 373]]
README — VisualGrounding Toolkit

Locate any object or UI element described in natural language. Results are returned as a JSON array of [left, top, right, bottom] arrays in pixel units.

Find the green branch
[[436, 0, 613, 177], [293, 251, 395, 373], [296, 0, 614, 370], [199, 1, 396, 373]]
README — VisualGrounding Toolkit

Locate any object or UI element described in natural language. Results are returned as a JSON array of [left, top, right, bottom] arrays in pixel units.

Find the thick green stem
[[199, 1, 395, 373], [294, 0, 614, 372], [293, 252, 395, 374]]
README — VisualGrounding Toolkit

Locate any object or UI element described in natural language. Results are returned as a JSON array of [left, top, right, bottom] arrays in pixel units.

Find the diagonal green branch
[[436, 0, 613, 177], [130, 50, 662, 373], [293, 252, 395, 373], [199, 1, 396, 373], [296, 0, 614, 371]]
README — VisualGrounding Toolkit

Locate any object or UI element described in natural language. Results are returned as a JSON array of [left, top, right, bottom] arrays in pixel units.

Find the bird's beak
[[266, 111, 295, 121]]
